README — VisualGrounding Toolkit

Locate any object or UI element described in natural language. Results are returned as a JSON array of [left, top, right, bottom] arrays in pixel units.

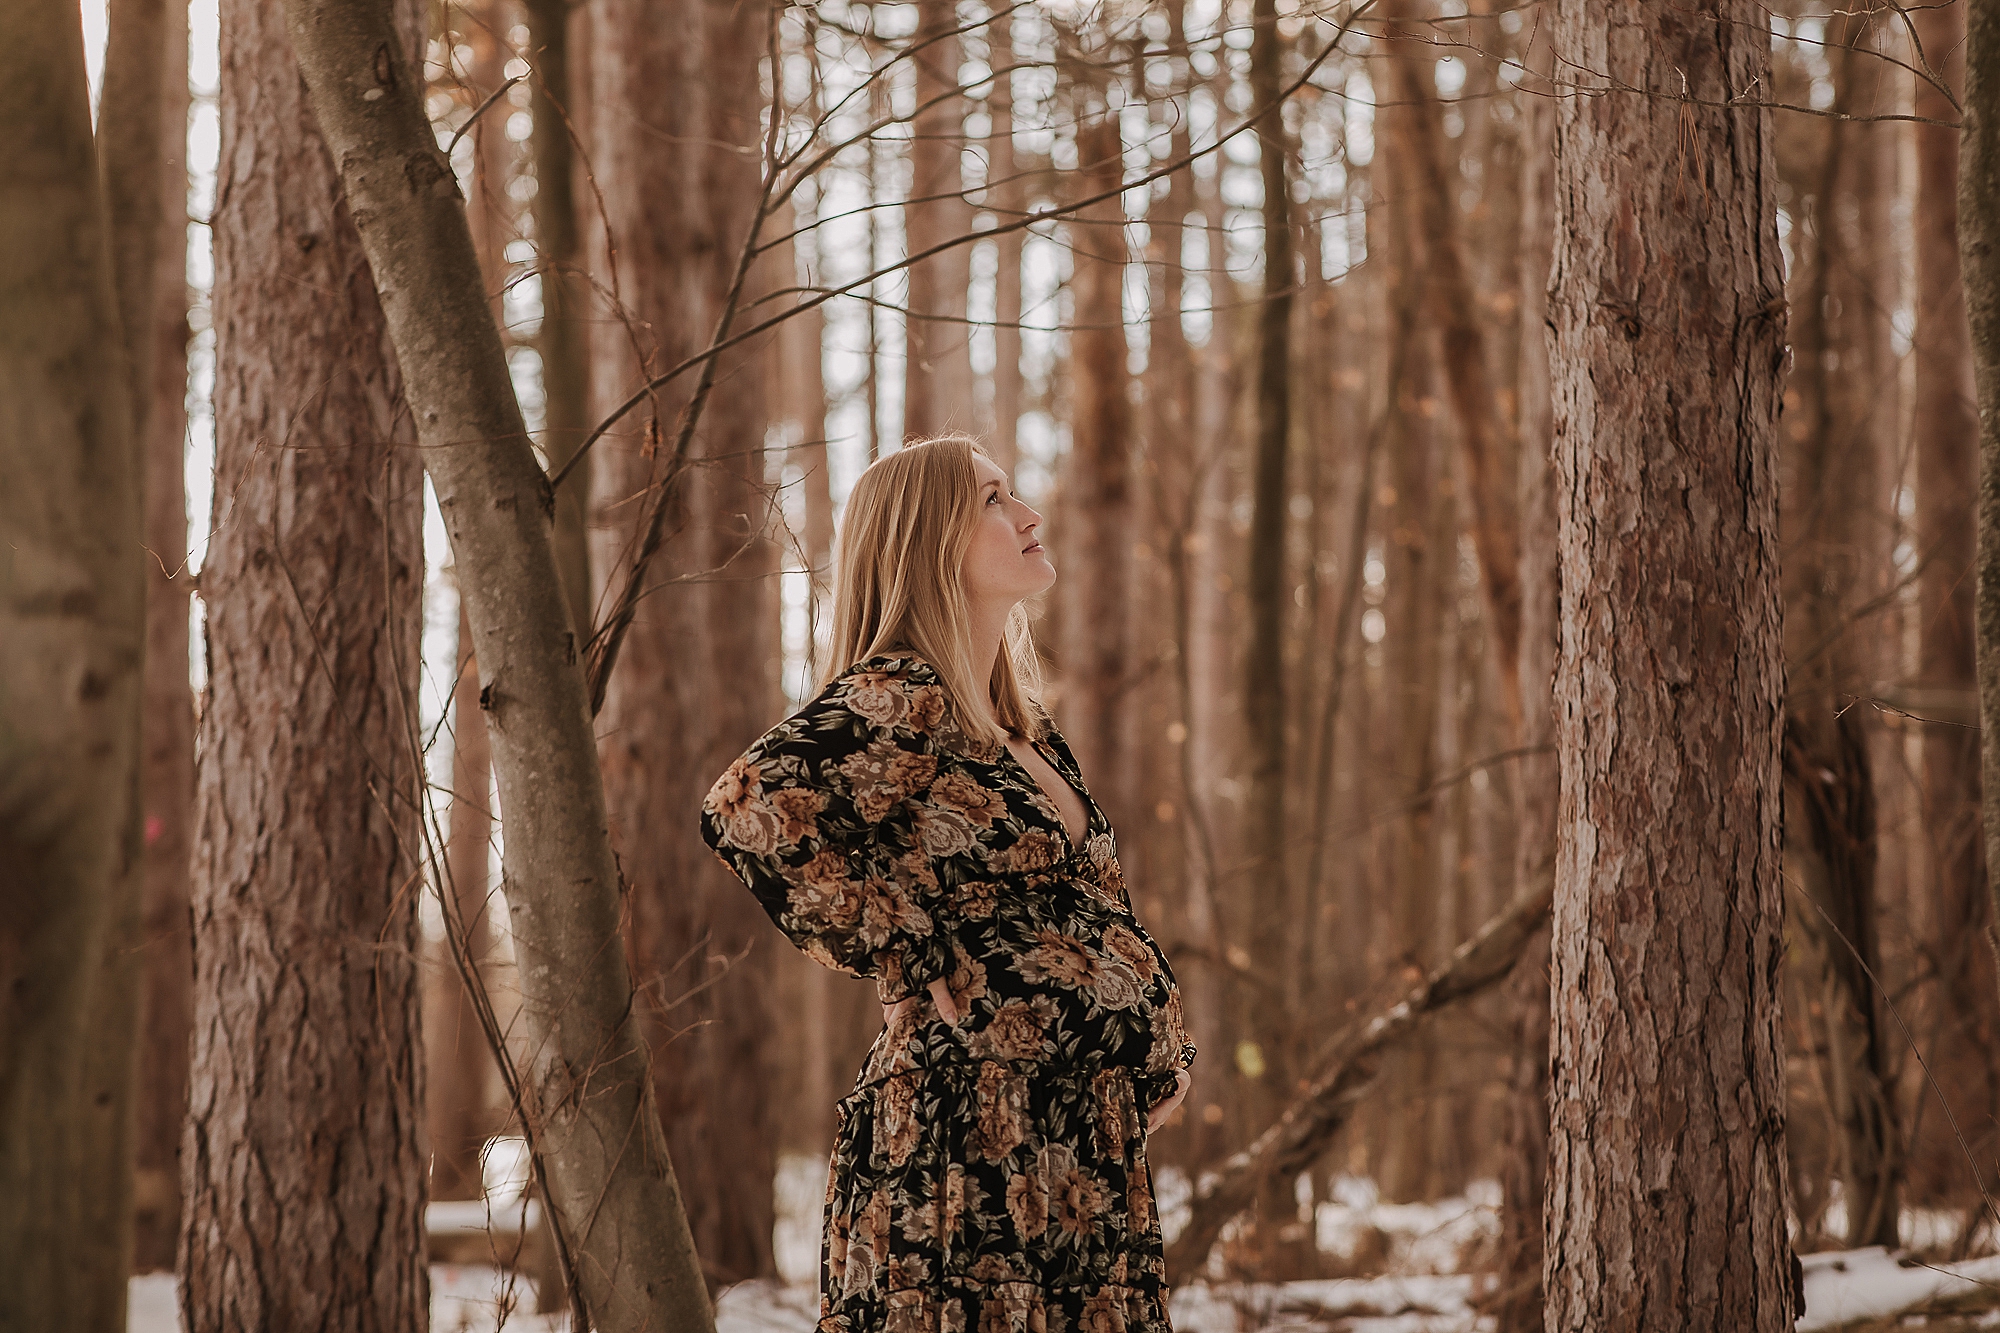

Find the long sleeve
[[700, 660, 956, 1005]]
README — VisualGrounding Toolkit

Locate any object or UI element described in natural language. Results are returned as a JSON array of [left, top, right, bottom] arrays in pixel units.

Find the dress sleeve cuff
[[873, 923, 954, 1006]]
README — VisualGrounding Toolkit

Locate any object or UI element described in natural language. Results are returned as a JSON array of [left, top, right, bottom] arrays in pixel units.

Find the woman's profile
[[700, 435, 1198, 1333]]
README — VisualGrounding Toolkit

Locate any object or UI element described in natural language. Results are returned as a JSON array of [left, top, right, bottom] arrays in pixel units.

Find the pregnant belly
[[945, 883, 1187, 1079]]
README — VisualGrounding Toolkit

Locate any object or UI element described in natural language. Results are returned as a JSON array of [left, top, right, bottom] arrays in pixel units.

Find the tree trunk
[[98, 0, 192, 1292], [1914, 0, 2000, 1210], [988, 17, 1023, 471], [1492, 20, 1556, 1324], [181, 3, 430, 1329], [278, 0, 718, 1326], [429, 599, 499, 1201], [1380, 6, 1524, 724], [1776, 11, 1900, 1248], [1544, 3, 1792, 1328], [588, 0, 782, 1291], [131, 0, 196, 1271], [903, 0, 975, 437], [0, 4, 146, 1326], [1060, 89, 1135, 823], [1967, 0, 2000, 1046], [525, 0, 593, 633]]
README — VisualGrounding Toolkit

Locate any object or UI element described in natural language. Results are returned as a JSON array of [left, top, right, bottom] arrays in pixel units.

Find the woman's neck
[[968, 599, 1012, 734]]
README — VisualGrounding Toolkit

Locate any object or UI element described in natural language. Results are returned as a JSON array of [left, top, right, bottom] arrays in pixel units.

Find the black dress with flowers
[[700, 653, 1198, 1333]]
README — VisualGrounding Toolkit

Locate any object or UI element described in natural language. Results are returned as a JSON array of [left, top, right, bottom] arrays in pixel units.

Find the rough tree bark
[[903, 0, 976, 437], [587, 0, 783, 1290], [1543, 3, 1792, 1328], [130, 0, 196, 1271], [180, 2, 430, 1329], [279, 0, 717, 1328], [0, 4, 145, 1327], [1914, 0, 2000, 1206]]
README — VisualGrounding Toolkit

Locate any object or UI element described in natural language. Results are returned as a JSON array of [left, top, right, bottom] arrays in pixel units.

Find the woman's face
[[961, 452, 1054, 609]]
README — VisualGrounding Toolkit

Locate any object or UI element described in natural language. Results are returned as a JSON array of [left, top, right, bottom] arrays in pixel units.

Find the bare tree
[[1543, 2, 1793, 1327], [1912, 2, 2000, 1208], [586, 0, 784, 1289], [1968, 0, 2000, 1030], [279, 0, 718, 1325], [904, 0, 977, 436], [181, 3, 429, 1331], [0, 4, 145, 1327]]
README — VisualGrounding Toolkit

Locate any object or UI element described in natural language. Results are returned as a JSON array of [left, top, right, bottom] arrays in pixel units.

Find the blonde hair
[[822, 435, 1046, 746]]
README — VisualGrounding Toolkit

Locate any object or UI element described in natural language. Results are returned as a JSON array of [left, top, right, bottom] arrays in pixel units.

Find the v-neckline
[[1002, 735, 1091, 853]]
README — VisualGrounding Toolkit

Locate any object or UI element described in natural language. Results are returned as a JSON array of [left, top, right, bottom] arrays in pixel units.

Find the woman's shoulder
[[811, 652, 949, 737]]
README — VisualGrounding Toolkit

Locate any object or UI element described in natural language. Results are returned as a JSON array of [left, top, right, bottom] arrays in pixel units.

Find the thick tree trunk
[[278, 0, 718, 1327], [1543, 4, 1792, 1328], [181, 3, 430, 1329], [1914, 0, 2000, 1208], [0, 5, 146, 1326], [131, 0, 196, 1271], [588, 0, 782, 1290], [903, 0, 976, 437], [1060, 93, 1135, 823], [525, 0, 593, 633], [987, 23, 1023, 471]]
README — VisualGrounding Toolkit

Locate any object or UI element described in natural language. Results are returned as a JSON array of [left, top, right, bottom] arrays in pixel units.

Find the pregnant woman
[[701, 436, 1197, 1333]]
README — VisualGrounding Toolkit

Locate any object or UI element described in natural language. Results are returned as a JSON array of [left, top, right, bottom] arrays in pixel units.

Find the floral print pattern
[[701, 654, 1198, 1333]]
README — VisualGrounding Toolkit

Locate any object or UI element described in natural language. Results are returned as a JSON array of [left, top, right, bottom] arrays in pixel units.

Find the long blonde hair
[[822, 436, 1046, 746]]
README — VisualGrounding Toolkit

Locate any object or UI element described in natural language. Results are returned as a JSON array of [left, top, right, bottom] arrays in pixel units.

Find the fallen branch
[[1164, 875, 1554, 1278]]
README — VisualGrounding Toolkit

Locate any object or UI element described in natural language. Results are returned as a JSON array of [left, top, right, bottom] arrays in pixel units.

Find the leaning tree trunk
[[1916, 0, 2000, 1206], [0, 5, 146, 1328], [587, 0, 782, 1290], [279, 0, 717, 1329], [181, 3, 430, 1330], [1544, 2, 1793, 1329]]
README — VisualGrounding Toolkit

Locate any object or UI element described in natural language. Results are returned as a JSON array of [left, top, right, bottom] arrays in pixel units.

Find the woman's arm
[[701, 663, 957, 1005]]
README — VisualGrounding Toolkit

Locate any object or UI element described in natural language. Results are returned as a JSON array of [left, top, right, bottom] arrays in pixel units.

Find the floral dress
[[700, 653, 1198, 1333]]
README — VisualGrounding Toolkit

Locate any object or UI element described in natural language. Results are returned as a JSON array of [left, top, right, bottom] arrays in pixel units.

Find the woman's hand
[[881, 977, 960, 1027], [1145, 1070, 1193, 1135]]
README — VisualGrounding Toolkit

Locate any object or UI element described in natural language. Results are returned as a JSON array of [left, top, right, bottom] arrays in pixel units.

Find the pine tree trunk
[[181, 3, 430, 1328], [987, 18, 1023, 471], [1060, 92, 1135, 822], [278, 0, 720, 1324], [903, 0, 975, 437], [131, 0, 196, 1270], [588, 0, 782, 1289], [1544, 2, 1792, 1327], [0, 4, 146, 1325], [1965, 0, 2000, 1042], [1492, 25, 1556, 1327], [1914, 0, 2000, 1208], [1776, 11, 1900, 1248]]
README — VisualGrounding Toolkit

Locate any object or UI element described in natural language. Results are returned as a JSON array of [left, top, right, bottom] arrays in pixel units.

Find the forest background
[[7, 0, 2000, 1329]]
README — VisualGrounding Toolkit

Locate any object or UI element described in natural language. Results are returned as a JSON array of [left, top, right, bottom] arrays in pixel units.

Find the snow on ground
[[1796, 1248, 2000, 1331], [123, 1168, 2000, 1333]]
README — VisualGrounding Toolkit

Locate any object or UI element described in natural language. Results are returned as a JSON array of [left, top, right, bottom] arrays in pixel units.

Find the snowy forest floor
[[122, 1155, 2000, 1332]]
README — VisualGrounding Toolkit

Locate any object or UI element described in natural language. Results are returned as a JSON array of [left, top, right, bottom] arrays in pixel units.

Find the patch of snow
[[1796, 1246, 2000, 1331]]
